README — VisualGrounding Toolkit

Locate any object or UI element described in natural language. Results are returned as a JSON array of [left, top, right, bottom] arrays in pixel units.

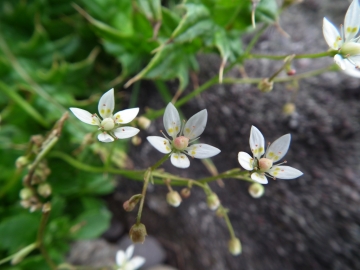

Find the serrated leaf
[[171, 3, 210, 39]]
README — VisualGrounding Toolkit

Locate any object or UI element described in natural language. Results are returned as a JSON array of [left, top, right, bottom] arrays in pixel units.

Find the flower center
[[101, 118, 115, 131], [258, 158, 273, 171], [341, 42, 360, 56], [173, 136, 189, 151]]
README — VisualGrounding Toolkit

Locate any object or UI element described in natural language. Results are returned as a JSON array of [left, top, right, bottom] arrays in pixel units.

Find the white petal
[[186, 143, 220, 158], [322, 17, 342, 50], [171, 153, 190, 168], [238, 152, 254, 171], [251, 172, 268, 184], [125, 245, 134, 260], [98, 88, 115, 118], [116, 250, 126, 266], [69, 108, 99, 125], [146, 136, 172, 154], [113, 108, 139, 124], [249, 126, 265, 159], [265, 134, 291, 162], [163, 103, 181, 138], [98, 133, 114, 143], [128, 256, 146, 269], [344, 0, 360, 40], [113, 127, 140, 139], [268, 165, 303, 179], [334, 54, 346, 70], [183, 109, 208, 140], [343, 58, 360, 77]]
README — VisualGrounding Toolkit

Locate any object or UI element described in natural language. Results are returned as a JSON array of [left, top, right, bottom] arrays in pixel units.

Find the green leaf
[[71, 208, 111, 239], [171, 3, 210, 39], [0, 213, 39, 252], [125, 43, 198, 90], [136, 0, 162, 22]]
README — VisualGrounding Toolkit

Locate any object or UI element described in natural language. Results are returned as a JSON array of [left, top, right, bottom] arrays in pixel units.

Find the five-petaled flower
[[238, 126, 303, 184], [70, 88, 140, 142], [147, 103, 221, 168], [323, 0, 360, 77], [116, 245, 145, 270]]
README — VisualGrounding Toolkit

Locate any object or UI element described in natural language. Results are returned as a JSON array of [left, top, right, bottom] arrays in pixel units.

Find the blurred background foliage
[[0, 0, 277, 268]]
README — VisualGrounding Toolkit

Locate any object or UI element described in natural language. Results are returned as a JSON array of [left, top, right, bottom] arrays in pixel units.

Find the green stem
[[36, 208, 56, 270], [244, 24, 269, 56], [222, 64, 337, 85], [151, 152, 171, 171], [49, 151, 145, 180], [136, 153, 171, 224], [249, 51, 331, 60], [145, 77, 218, 120], [136, 170, 151, 225], [220, 206, 236, 239]]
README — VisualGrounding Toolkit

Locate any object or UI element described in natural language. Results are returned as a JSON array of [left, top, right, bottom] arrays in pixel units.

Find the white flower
[[238, 126, 303, 184], [323, 0, 360, 76], [147, 103, 221, 168], [70, 88, 140, 142], [116, 245, 145, 270]]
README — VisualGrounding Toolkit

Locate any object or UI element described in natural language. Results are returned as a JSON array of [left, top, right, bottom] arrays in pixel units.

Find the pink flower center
[[173, 136, 189, 151]]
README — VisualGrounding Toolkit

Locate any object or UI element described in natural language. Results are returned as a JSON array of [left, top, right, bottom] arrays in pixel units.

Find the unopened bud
[[16, 156, 30, 169], [20, 188, 33, 200], [42, 202, 52, 213], [206, 193, 220, 210], [258, 78, 273, 93], [37, 183, 52, 198], [131, 136, 142, 146], [137, 116, 151, 130], [129, 223, 147, 243], [258, 158, 273, 171], [287, 69, 296, 76], [180, 188, 191, 199], [283, 102, 296, 115], [123, 194, 142, 212], [249, 183, 265, 198], [228, 238, 242, 256], [166, 191, 182, 207]]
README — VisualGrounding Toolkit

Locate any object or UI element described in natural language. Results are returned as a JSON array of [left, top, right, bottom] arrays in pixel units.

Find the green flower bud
[[283, 102, 296, 115], [206, 193, 220, 210], [180, 188, 191, 199], [123, 194, 142, 212], [131, 135, 142, 146], [19, 188, 33, 200], [137, 116, 151, 130], [129, 223, 147, 243], [166, 191, 182, 207], [258, 78, 273, 93], [15, 156, 30, 169], [37, 183, 52, 198], [249, 183, 265, 199], [228, 238, 242, 256]]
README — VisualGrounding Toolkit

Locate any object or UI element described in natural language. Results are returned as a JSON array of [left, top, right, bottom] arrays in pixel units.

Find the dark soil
[[106, 1, 360, 269]]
